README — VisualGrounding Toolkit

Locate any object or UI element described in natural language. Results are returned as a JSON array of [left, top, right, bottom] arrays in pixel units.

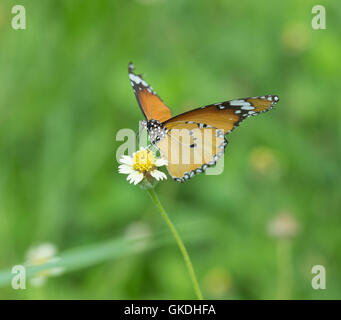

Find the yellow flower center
[[133, 149, 156, 173]]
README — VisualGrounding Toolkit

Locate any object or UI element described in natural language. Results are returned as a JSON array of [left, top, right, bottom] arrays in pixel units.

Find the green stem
[[277, 238, 292, 300], [147, 188, 203, 300]]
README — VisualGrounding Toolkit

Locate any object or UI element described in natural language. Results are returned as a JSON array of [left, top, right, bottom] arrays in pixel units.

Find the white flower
[[118, 147, 168, 185], [25, 243, 64, 287]]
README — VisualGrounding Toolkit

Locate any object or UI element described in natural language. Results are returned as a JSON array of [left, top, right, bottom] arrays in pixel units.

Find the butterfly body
[[141, 119, 168, 144], [128, 63, 279, 182]]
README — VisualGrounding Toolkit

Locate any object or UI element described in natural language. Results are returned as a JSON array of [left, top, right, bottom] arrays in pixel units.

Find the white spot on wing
[[129, 73, 143, 85], [230, 99, 251, 107], [241, 105, 255, 110]]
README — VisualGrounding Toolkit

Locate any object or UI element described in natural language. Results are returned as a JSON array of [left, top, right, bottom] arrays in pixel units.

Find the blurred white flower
[[118, 147, 168, 185], [125, 221, 151, 240], [124, 221, 152, 251], [25, 243, 64, 287], [268, 211, 300, 239]]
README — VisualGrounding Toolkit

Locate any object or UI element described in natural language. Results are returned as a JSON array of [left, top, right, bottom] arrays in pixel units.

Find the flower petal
[[127, 171, 144, 185], [150, 169, 167, 181], [155, 158, 168, 167], [119, 155, 134, 166], [118, 164, 134, 174]]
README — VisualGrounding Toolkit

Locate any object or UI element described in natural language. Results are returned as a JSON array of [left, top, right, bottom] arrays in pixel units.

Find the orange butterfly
[[128, 63, 279, 182]]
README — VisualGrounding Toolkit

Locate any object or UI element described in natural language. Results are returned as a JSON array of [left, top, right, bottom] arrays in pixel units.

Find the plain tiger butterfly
[[128, 62, 279, 183]]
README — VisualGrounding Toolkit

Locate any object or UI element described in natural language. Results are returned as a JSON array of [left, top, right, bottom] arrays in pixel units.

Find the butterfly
[[128, 62, 279, 182]]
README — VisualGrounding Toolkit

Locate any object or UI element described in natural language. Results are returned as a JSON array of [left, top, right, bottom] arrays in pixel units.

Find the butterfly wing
[[158, 95, 279, 182], [157, 122, 227, 182], [163, 95, 279, 134], [128, 63, 172, 122]]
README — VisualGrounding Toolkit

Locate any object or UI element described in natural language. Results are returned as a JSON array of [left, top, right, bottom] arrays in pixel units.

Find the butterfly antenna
[[135, 126, 154, 151], [135, 128, 141, 148], [135, 123, 146, 149]]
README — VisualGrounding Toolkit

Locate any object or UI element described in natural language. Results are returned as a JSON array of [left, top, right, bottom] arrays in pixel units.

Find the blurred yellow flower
[[249, 146, 280, 176], [203, 267, 232, 298], [281, 22, 310, 54]]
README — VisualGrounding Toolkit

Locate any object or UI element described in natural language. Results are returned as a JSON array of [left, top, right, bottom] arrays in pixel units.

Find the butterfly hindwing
[[156, 122, 227, 182], [128, 63, 172, 123]]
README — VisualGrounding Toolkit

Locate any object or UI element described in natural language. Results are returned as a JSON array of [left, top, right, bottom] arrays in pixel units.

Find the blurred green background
[[0, 0, 340, 299]]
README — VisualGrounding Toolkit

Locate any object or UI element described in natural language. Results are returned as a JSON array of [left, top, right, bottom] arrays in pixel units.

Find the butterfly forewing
[[163, 95, 279, 134], [128, 63, 172, 122]]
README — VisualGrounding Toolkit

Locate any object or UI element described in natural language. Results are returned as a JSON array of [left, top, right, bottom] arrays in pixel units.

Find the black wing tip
[[269, 95, 280, 108], [258, 94, 279, 102], [272, 95, 280, 103]]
